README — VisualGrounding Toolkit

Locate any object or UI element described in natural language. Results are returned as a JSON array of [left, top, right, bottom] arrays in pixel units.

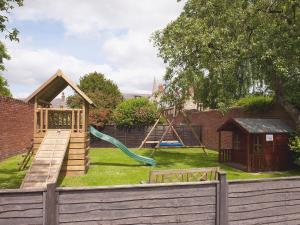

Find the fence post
[[44, 183, 57, 225], [217, 172, 228, 225]]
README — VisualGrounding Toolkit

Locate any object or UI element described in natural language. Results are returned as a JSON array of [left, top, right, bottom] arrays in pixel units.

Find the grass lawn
[[1, 148, 300, 188]]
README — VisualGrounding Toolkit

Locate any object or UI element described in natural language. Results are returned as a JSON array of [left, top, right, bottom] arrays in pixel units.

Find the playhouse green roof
[[218, 118, 294, 134]]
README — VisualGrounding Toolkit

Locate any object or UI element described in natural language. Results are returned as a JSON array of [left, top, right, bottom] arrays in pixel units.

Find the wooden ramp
[[21, 130, 71, 189]]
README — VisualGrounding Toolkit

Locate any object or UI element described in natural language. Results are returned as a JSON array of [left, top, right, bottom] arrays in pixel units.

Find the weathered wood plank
[[229, 212, 300, 225], [59, 205, 216, 223], [59, 196, 215, 213], [0, 193, 43, 205], [229, 186, 300, 198], [60, 215, 215, 225], [59, 213, 215, 225], [229, 179, 300, 193], [229, 204, 300, 221], [0, 217, 43, 225], [58, 185, 216, 204], [229, 190, 300, 206], [0, 208, 43, 218], [64, 154, 86, 160]]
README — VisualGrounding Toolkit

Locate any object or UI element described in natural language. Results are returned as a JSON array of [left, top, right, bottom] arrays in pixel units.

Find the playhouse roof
[[218, 118, 293, 134], [25, 70, 94, 106]]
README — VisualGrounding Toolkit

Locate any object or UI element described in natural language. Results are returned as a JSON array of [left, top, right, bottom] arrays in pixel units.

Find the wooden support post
[[138, 113, 161, 150], [217, 172, 228, 225], [155, 118, 174, 148], [181, 110, 207, 155], [165, 117, 184, 146], [41, 108, 44, 132], [34, 97, 38, 133], [44, 183, 57, 225], [82, 105, 86, 132], [71, 110, 75, 132], [247, 134, 251, 172], [218, 131, 221, 162], [45, 109, 48, 131], [77, 110, 80, 133]]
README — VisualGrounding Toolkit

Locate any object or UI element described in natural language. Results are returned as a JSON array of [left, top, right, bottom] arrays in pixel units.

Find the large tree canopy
[[152, 0, 300, 111]]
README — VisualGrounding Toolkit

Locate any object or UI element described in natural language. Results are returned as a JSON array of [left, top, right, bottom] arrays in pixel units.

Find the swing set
[[138, 107, 207, 156]]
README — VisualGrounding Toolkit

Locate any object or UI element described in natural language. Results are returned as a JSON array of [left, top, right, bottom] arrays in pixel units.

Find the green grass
[[1, 148, 300, 189], [0, 154, 27, 189]]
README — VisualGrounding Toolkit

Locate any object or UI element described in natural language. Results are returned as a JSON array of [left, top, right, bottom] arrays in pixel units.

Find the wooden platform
[[21, 130, 71, 189]]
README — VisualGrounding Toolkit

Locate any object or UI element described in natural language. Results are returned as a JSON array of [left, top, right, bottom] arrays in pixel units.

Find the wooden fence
[[2, 174, 300, 225], [90, 124, 202, 148]]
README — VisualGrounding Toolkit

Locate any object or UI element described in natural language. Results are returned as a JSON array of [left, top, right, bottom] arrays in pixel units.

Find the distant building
[[51, 92, 67, 108], [149, 77, 205, 111], [122, 93, 151, 100]]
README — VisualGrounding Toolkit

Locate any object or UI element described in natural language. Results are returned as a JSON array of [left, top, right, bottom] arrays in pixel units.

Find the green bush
[[233, 95, 274, 111], [113, 97, 158, 127], [289, 134, 300, 166]]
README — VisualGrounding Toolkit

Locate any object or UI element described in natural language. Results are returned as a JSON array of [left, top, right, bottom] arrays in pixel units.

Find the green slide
[[89, 126, 156, 166]]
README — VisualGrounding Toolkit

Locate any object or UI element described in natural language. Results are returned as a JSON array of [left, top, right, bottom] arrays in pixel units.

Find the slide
[[89, 126, 156, 166]]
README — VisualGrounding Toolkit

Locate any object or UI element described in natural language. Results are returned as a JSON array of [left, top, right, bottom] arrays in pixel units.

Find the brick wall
[[175, 104, 296, 150], [0, 97, 34, 160]]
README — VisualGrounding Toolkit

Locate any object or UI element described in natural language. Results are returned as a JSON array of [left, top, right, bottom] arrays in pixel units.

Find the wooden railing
[[219, 148, 233, 162], [250, 154, 266, 172], [35, 108, 85, 133], [219, 148, 245, 164]]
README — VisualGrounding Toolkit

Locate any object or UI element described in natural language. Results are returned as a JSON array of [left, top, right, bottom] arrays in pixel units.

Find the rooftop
[[218, 118, 294, 134]]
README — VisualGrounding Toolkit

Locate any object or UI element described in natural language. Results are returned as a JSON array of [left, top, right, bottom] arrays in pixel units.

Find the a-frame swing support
[[180, 110, 207, 155], [138, 109, 207, 156]]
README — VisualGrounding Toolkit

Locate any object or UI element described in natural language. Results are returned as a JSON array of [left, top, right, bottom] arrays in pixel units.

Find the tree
[[152, 0, 300, 115], [67, 72, 123, 109], [0, 75, 11, 96], [113, 97, 158, 127], [0, 0, 23, 96], [67, 72, 123, 127]]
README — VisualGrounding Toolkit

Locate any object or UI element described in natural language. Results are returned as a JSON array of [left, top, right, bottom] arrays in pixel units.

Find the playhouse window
[[233, 134, 241, 150], [253, 135, 263, 153]]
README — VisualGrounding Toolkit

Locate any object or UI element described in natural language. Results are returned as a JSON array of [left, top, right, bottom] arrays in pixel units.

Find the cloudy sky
[[2, 0, 185, 98]]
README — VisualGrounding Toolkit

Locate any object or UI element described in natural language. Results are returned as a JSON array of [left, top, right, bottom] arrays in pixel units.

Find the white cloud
[[5, 1, 185, 97], [14, 0, 184, 34], [3, 45, 162, 96]]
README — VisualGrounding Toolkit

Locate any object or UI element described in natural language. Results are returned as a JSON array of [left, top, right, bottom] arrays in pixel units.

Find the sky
[[2, 0, 185, 98]]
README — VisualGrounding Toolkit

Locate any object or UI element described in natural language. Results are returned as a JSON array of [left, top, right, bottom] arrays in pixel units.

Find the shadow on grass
[[91, 162, 145, 167], [0, 168, 25, 189], [145, 150, 218, 166]]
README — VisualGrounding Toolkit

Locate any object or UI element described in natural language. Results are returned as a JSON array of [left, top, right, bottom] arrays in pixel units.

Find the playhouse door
[[264, 135, 275, 170], [274, 134, 290, 170]]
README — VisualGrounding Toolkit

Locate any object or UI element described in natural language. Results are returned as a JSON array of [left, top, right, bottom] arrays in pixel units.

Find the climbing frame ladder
[[21, 130, 71, 189]]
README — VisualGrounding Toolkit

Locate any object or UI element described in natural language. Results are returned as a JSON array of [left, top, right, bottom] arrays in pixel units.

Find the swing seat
[[159, 141, 184, 147]]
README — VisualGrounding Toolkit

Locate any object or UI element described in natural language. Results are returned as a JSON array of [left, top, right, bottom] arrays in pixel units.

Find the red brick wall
[[0, 97, 34, 160], [175, 104, 296, 150]]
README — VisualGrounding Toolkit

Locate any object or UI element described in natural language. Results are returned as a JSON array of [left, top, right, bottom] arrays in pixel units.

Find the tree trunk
[[272, 72, 300, 131], [276, 96, 300, 131]]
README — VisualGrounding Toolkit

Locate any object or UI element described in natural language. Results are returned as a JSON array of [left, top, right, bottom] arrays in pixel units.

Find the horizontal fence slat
[[59, 213, 216, 225], [0, 217, 43, 225], [59, 205, 216, 223], [58, 185, 216, 204], [59, 196, 215, 213], [228, 178, 300, 193]]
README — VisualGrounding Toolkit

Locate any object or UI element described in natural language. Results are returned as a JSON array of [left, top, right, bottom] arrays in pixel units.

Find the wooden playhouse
[[218, 118, 293, 172], [25, 70, 94, 178]]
